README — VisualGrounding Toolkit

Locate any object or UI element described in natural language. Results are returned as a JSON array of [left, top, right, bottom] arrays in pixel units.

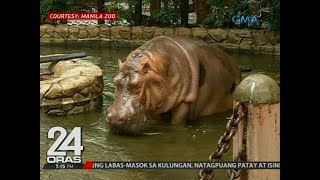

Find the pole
[[233, 74, 280, 180]]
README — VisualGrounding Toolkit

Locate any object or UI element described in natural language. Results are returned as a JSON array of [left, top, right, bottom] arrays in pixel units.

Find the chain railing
[[198, 102, 248, 180], [227, 152, 243, 180]]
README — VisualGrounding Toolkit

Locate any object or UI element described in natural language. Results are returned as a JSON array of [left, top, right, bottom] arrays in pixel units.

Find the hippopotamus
[[106, 36, 241, 135]]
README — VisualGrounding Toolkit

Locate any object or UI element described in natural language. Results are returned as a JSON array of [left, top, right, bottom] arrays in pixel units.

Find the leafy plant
[[204, 0, 240, 28], [204, 6, 230, 28], [151, 8, 180, 26], [265, 0, 280, 33], [104, 0, 144, 24], [104, 0, 125, 17], [204, 0, 280, 32], [40, 0, 79, 24]]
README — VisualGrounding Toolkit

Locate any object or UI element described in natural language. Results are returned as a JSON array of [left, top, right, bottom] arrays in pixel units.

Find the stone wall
[[40, 24, 280, 55]]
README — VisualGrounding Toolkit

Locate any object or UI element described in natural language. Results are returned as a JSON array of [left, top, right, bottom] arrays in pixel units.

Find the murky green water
[[40, 45, 280, 180]]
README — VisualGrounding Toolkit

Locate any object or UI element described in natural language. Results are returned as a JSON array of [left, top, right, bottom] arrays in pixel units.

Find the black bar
[[43, 163, 84, 170]]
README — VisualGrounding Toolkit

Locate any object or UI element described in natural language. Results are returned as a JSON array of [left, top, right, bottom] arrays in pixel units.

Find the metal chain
[[227, 152, 243, 180], [198, 102, 247, 180]]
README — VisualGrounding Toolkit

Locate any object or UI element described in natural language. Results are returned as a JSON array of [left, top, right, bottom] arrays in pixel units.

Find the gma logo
[[232, 15, 259, 26]]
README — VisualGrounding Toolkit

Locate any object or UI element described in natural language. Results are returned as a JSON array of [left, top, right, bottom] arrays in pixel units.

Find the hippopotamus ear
[[141, 62, 151, 74], [118, 59, 123, 70]]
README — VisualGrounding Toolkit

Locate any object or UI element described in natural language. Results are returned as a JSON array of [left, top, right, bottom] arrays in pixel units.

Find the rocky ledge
[[40, 24, 280, 55], [40, 59, 103, 115]]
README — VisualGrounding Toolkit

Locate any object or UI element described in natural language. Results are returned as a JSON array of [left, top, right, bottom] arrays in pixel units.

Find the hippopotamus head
[[107, 49, 169, 135]]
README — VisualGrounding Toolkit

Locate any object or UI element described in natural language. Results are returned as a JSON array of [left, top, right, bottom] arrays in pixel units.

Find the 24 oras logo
[[47, 127, 84, 163]]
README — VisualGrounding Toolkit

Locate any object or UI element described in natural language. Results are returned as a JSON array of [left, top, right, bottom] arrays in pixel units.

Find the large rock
[[61, 98, 75, 112], [208, 28, 228, 42], [44, 83, 63, 99], [62, 97, 75, 106], [89, 81, 103, 97], [41, 98, 63, 109], [174, 27, 192, 37], [59, 76, 90, 97], [73, 93, 90, 103], [80, 87, 90, 97], [40, 59, 103, 115], [47, 109, 65, 115], [191, 27, 208, 40]]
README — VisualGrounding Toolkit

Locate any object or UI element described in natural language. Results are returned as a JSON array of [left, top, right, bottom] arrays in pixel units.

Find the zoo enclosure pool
[[40, 45, 279, 180]]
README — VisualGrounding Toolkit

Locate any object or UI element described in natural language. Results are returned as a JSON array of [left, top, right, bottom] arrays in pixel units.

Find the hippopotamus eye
[[114, 76, 123, 87], [127, 81, 141, 90]]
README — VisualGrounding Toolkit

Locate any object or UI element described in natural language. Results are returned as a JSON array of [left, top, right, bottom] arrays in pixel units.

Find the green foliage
[[105, 0, 124, 12], [104, 0, 127, 21], [104, 0, 179, 26], [104, 0, 145, 24], [151, 8, 180, 26], [40, 0, 79, 24], [204, 6, 231, 28], [148, 0, 180, 26], [265, 0, 280, 33], [204, 0, 237, 28], [204, 0, 280, 33], [125, 0, 139, 23], [204, 0, 241, 28]]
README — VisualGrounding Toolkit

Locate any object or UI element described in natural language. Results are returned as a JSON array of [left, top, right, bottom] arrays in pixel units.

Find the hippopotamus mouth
[[106, 110, 148, 135]]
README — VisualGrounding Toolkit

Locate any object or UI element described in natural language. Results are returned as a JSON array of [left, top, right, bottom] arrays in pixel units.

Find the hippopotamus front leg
[[170, 103, 190, 125]]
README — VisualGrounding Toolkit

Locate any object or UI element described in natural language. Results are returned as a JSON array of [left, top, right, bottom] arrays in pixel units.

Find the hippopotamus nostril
[[106, 113, 113, 122], [119, 117, 124, 123]]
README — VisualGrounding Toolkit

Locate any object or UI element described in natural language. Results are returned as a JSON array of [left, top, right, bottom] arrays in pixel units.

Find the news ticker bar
[[43, 162, 280, 170]]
